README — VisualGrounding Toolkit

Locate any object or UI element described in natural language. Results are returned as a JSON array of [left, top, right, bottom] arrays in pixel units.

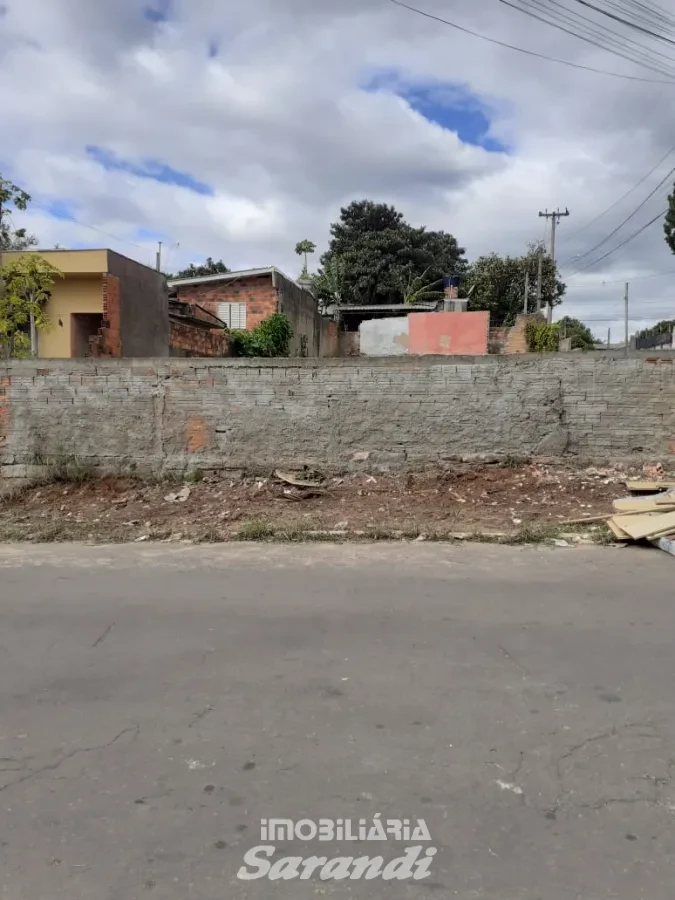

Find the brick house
[[168, 267, 325, 357]]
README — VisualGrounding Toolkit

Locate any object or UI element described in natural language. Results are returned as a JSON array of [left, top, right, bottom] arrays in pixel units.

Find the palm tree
[[295, 240, 316, 279]]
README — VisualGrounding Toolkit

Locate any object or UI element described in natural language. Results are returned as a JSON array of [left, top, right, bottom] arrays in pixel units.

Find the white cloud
[[2, 0, 675, 334]]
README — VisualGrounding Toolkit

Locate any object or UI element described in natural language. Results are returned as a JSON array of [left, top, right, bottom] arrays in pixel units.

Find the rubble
[[0, 462, 655, 544]]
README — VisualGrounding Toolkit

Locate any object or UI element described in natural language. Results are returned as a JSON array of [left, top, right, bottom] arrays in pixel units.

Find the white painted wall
[[359, 317, 409, 356]]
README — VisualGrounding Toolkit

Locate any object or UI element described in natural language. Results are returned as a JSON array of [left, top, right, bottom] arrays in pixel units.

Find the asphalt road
[[1, 542, 674, 899]]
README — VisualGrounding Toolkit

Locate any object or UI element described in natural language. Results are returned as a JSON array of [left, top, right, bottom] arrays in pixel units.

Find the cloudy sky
[[2, 0, 675, 338]]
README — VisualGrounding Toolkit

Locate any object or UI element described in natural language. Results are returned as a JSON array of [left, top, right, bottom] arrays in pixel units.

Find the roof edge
[[168, 266, 303, 289]]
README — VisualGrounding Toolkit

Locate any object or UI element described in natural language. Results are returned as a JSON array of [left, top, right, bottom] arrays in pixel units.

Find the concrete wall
[[359, 318, 409, 356], [319, 318, 338, 358], [0, 249, 108, 275], [276, 273, 320, 357], [40, 277, 104, 358], [107, 251, 170, 357], [408, 311, 489, 355], [2, 355, 675, 478]]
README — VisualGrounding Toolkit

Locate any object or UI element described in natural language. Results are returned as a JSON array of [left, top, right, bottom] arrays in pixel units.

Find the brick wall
[[505, 314, 546, 354], [174, 276, 278, 331], [2, 355, 675, 478], [169, 320, 233, 358], [100, 274, 122, 357]]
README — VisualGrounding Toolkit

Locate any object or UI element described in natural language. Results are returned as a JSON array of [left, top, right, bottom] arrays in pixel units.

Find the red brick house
[[168, 267, 325, 357]]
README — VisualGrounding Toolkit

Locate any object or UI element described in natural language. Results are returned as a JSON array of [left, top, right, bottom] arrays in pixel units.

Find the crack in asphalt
[[0, 725, 139, 793]]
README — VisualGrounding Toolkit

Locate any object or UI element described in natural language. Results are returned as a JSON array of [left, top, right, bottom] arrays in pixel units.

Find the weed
[[187, 469, 204, 484], [234, 520, 276, 541]]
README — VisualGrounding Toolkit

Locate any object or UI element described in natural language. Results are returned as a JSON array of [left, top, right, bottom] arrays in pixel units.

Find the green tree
[[316, 200, 466, 306], [400, 267, 444, 305], [464, 242, 565, 326], [168, 257, 230, 279], [636, 319, 675, 340], [0, 254, 62, 357], [0, 176, 37, 251], [312, 255, 348, 306], [294, 240, 316, 279], [664, 186, 675, 255], [557, 316, 595, 350]]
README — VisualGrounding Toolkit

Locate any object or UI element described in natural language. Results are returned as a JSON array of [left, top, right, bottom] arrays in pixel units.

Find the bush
[[525, 321, 560, 352], [230, 313, 293, 358]]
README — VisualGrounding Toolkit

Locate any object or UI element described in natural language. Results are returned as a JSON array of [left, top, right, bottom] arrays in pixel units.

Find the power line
[[498, 0, 675, 79], [570, 207, 667, 273], [387, 0, 675, 82], [568, 269, 675, 284], [559, 141, 675, 247], [29, 198, 149, 253], [571, 0, 675, 48], [564, 165, 674, 267]]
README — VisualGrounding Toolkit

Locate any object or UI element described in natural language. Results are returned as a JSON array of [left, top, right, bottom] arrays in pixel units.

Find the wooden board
[[625, 481, 675, 493], [613, 496, 675, 513], [611, 510, 675, 540], [607, 519, 630, 540]]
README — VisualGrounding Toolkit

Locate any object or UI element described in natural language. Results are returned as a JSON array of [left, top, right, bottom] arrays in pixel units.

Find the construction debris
[[625, 480, 675, 494], [607, 486, 675, 551], [164, 486, 191, 503], [274, 470, 325, 489]]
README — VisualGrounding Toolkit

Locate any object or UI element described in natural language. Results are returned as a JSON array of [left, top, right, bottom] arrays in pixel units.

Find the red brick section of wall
[[170, 320, 233, 357], [488, 327, 509, 355], [99, 274, 122, 357], [174, 276, 278, 331], [505, 314, 546, 354]]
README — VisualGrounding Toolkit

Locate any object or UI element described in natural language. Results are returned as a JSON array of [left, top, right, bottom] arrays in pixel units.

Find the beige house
[[0, 248, 169, 358]]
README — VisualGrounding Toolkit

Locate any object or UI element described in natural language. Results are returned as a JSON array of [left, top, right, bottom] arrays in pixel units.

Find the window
[[217, 302, 247, 329]]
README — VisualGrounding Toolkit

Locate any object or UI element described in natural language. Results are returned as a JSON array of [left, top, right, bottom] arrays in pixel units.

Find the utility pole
[[624, 282, 629, 358], [156, 241, 162, 273], [523, 271, 529, 314], [607, 328, 611, 349], [535, 251, 543, 312], [538, 208, 570, 323]]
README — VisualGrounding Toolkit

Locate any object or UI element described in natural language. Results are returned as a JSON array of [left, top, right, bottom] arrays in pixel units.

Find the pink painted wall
[[408, 311, 490, 356]]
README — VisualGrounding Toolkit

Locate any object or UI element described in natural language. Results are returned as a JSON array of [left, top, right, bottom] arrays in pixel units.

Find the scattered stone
[[163, 486, 191, 504]]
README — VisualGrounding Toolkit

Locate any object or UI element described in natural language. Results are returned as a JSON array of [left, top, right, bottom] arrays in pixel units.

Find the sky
[[2, 0, 675, 339]]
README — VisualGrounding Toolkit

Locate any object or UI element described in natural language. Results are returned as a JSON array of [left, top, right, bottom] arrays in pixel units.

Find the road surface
[[1, 542, 674, 898]]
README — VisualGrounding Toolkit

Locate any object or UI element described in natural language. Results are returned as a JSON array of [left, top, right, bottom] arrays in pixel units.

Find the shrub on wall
[[230, 312, 293, 357], [525, 321, 560, 353]]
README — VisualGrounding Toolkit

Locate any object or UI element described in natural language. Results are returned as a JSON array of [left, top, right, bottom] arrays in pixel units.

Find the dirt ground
[[0, 462, 649, 543]]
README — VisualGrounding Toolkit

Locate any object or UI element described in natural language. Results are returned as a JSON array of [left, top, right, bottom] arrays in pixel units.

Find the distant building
[[0, 248, 169, 358], [168, 267, 325, 357]]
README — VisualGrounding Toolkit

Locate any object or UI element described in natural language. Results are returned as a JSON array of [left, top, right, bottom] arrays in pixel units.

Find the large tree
[[664, 187, 675, 255], [168, 257, 230, 279], [557, 316, 595, 350], [464, 242, 566, 327], [316, 200, 466, 306], [0, 176, 38, 251]]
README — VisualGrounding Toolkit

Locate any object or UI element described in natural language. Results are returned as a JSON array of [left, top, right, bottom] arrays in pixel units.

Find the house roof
[[335, 303, 439, 315], [167, 266, 299, 289]]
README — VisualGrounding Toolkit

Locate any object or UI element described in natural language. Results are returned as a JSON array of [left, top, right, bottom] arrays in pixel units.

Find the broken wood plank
[[625, 481, 675, 493], [612, 496, 675, 513], [611, 510, 675, 540], [607, 519, 631, 540], [559, 513, 612, 525]]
